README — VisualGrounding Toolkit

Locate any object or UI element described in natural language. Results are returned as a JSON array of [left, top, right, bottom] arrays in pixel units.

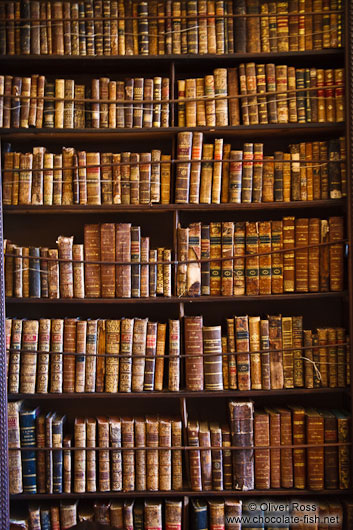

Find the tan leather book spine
[[185, 78, 196, 128], [171, 419, 183, 490], [146, 417, 159, 491], [141, 238, 150, 298], [14, 246, 22, 299], [165, 499, 182, 530], [259, 221, 271, 295], [20, 319, 39, 394], [63, 318, 77, 393], [189, 132, 203, 204], [221, 221, 234, 296], [144, 500, 162, 530], [260, 319, 271, 391], [308, 217, 320, 292], [281, 316, 294, 388], [262, 155, 274, 202], [226, 318, 237, 390], [188, 420, 202, 491], [135, 418, 146, 491], [268, 315, 284, 389], [75, 320, 87, 393], [95, 319, 106, 393], [48, 248, 59, 299], [205, 74, 216, 126], [295, 217, 309, 292], [119, 318, 134, 392], [283, 216, 295, 292], [112, 153, 121, 204], [122, 417, 135, 491], [185, 315, 204, 391], [86, 152, 101, 205], [63, 79, 74, 129], [211, 138, 223, 204], [229, 150, 242, 204], [61, 147, 74, 205], [104, 319, 120, 393], [199, 421, 212, 491], [254, 411, 270, 489], [101, 152, 113, 204], [57, 235, 74, 299], [159, 418, 172, 491], [168, 319, 180, 391], [317, 327, 328, 387], [97, 417, 110, 492], [214, 68, 228, 126], [210, 222, 221, 295], [154, 323, 166, 391], [53, 154, 63, 205], [233, 222, 245, 295], [36, 318, 51, 394], [199, 143, 214, 205], [9, 319, 21, 394], [19, 77, 30, 129], [195, 78, 206, 127], [84, 319, 98, 393], [43, 152, 54, 206], [86, 417, 96, 492], [241, 143, 253, 203], [329, 216, 344, 292], [2, 152, 14, 206], [110, 417, 122, 491], [19, 152, 33, 205], [203, 325, 223, 390], [271, 220, 284, 294], [72, 244, 84, 299], [74, 418, 86, 493], [151, 149, 161, 204], [306, 409, 324, 490], [303, 329, 314, 388], [235, 316, 250, 391], [50, 318, 64, 393], [245, 221, 259, 295], [54, 79, 65, 128], [8, 400, 23, 494], [100, 223, 116, 298], [116, 223, 131, 298], [249, 316, 262, 390], [163, 248, 172, 297], [143, 321, 157, 391], [161, 154, 171, 204], [157, 247, 164, 295], [131, 318, 148, 392]]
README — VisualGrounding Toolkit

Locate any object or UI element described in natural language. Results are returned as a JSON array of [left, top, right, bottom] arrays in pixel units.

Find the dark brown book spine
[[84, 224, 101, 298], [229, 401, 254, 491], [185, 316, 204, 391]]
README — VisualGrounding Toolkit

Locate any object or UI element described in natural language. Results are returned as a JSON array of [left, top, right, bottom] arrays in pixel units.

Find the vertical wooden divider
[[170, 61, 176, 127]]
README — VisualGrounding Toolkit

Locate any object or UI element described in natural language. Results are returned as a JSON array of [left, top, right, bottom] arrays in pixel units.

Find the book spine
[[116, 223, 132, 298], [185, 315, 204, 391], [85, 319, 98, 392], [203, 325, 223, 390], [279, 409, 293, 488], [110, 417, 122, 491], [63, 318, 77, 393], [268, 315, 284, 389], [119, 318, 133, 392], [229, 401, 254, 490], [86, 418, 96, 492], [245, 221, 259, 295], [57, 235, 74, 299], [254, 411, 270, 489], [20, 408, 39, 493], [210, 222, 221, 295], [259, 221, 271, 295]]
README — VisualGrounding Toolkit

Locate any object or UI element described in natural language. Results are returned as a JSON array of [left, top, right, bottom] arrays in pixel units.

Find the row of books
[[6, 316, 350, 395], [2, 136, 346, 207], [8, 401, 351, 495], [10, 497, 353, 530], [177, 217, 344, 297], [188, 402, 351, 492], [0, 75, 171, 129], [11, 498, 183, 530], [6, 317, 178, 394], [2, 147, 172, 206], [175, 135, 346, 204], [4, 222, 173, 299], [177, 66, 345, 127], [0, 0, 344, 58], [4, 216, 345, 299], [9, 402, 184, 494]]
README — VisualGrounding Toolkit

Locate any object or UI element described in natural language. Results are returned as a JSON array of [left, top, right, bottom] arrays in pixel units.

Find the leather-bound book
[[246, 63, 259, 125], [221, 222, 234, 296], [85, 417, 96, 493], [62, 318, 77, 393], [14, 246, 23, 298], [5, 241, 14, 298], [143, 321, 157, 391], [86, 152, 101, 205], [238, 64, 249, 125], [53, 153, 63, 205], [8, 400, 23, 494], [274, 151, 284, 201], [329, 216, 344, 292], [321, 410, 338, 489], [11, 76, 22, 128], [299, 142, 307, 200], [144, 501, 162, 530], [289, 405, 306, 489], [241, 143, 253, 202], [276, 66, 288, 124], [268, 315, 284, 389], [212, 138, 223, 204], [306, 409, 324, 490], [154, 322, 166, 391], [57, 235, 74, 299], [337, 327, 346, 388], [188, 222, 201, 296], [254, 410, 270, 489], [277, 408, 294, 488], [121, 152, 131, 204], [335, 410, 351, 489], [221, 425, 232, 490], [74, 320, 87, 393], [266, 63, 278, 123], [61, 147, 74, 204], [320, 219, 330, 292], [203, 325, 223, 391], [84, 224, 101, 298], [116, 223, 131, 298], [104, 320, 120, 393], [210, 423, 223, 490], [43, 153, 54, 206], [214, 69, 228, 126], [100, 224, 116, 298], [98, 417, 110, 492], [283, 216, 295, 292], [31, 147, 44, 205], [52, 413, 65, 493], [252, 143, 264, 202], [185, 78, 196, 128], [165, 500, 182, 530], [131, 318, 148, 392], [208, 499, 225, 530], [159, 418, 172, 490], [20, 77, 30, 129], [161, 154, 171, 204], [245, 221, 259, 295], [256, 65, 268, 125], [175, 132, 192, 203], [141, 239, 150, 297], [308, 217, 320, 292], [96, 320, 106, 393], [157, 247, 164, 295], [36, 318, 50, 394], [184, 316, 204, 391], [2, 152, 14, 205], [224, 499, 242, 530], [19, 152, 32, 205], [146, 417, 159, 491], [201, 224, 211, 295], [210, 222, 221, 295], [303, 329, 314, 388], [188, 420, 202, 491], [260, 319, 271, 390], [228, 68, 240, 126], [29, 247, 41, 298], [317, 327, 328, 388], [72, 244, 85, 299], [291, 315, 304, 388], [36, 412, 46, 493], [85, 320, 98, 392], [100, 152, 113, 203], [134, 418, 146, 491], [119, 318, 134, 392], [204, 74, 216, 126], [191, 499, 208, 530], [295, 218, 309, 292], [189, 132, 203, 204], [282, 316, 294, 388], [229, 150, 243, 204], [246, 0, 261, 52], [200, 143, 214, 204], [259, 221, 272, 295], [74, 418, 86, 493], [45, 411, 55, 493], [221, 143, 231, 203], [233, 222, 245, 295], [171, 419, 183, 490], [229, 401, 254, 490], [140, 152, 151, 203], [226, 318, 236, 390], [110, 500, 123, 527], [288, 66, 298, 124], [262, 156, 274, 202], [249, 316, 262, 390], [265, 408, 281, 488], [110, 417, 122, 491], [168, 319, 180, 391], [235, 316, 250, 391], [121, 417, 135, 491], [198, 420, 212, 490], [48, 248, 59, 299]]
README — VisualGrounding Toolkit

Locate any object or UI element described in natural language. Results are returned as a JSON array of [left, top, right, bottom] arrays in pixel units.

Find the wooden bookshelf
[[1, 2, 352, 528]]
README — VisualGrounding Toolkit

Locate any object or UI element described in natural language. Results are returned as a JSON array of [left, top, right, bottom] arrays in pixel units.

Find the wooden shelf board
[[3, 199, 345, 215]]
